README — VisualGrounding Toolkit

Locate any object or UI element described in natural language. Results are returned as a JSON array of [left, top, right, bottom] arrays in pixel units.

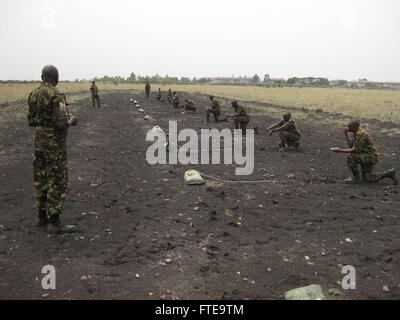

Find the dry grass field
[[1, 83, 400, 124]]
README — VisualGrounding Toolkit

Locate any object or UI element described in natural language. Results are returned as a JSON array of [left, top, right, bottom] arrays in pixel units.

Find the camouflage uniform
[[183, 100, 196, 113], [27, 82, 70, 216], [172, 93, 180, 108], [207, 99, 223, 122], [277, 119, 301, 147], [167, 90, 173, 104], [145, 84, 151, 99], [156, 89, 162, 101], [90, 83, 101, 108], [346, 128, 381, 183], [233, 104, 250, 133]]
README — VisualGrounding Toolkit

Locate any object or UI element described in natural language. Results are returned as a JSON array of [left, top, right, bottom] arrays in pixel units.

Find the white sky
[[0, 0, 399, 81]]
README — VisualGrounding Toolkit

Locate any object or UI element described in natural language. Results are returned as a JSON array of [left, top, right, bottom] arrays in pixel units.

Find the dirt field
[[0, 90, 399, 300]]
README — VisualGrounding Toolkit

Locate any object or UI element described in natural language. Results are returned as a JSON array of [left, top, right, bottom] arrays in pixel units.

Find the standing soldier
[[27, 65, 78, 233], [90, 81, 101, 108], [145, 82, 151, 100], [206, 95, 228, 123], [182, 99, 196, 114], [167, 89, 173, 104], [330, 119, 397, 184], [172, 91, 180, 108], [267, 112, 301, 151], [226, 101, 250, 134]]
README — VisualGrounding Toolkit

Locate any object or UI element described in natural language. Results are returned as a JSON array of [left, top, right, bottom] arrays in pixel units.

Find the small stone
[[305, 256, 310, 261], [383, 285, 390, 293], [285, 284, 326, 300], [267, 268, 272, 272], [194, 207, 199, 211], [165, 258, 173, 264], [149, 292, 154, 296], [81, 275, 88, 280], [328, 288, 342, 296], [225, 209, 233, 217], [42, 293, 49, 298], [136, 273, 140, 278], [345, 238, 353, 243], [166, 289, 172, 294]]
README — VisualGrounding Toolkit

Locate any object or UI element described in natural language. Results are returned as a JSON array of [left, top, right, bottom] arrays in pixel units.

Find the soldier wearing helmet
[[27, 65, 78, 234]]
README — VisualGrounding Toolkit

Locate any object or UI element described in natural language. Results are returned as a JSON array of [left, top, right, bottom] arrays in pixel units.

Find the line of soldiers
[[147, 84, 398, 187], [27, 66, 398, 234]]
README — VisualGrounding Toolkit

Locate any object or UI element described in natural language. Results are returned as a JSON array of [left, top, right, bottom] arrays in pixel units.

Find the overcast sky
[[0, 0, 399, 82]]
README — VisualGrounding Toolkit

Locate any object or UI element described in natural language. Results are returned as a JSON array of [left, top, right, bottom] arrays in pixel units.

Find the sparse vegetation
[[1, 83, 400, 124]]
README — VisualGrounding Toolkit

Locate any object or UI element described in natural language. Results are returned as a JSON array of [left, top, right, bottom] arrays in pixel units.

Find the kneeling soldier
[[206, 95, 227, 123], [182, 99, 196, 113], [330, 119, 397, 184], [226, 101, 250, 134], [172, 92, 180, 108], [267, 112, 301, 151]]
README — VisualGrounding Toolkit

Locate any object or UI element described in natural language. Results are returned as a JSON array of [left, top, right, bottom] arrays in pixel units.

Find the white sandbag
[[184, 170, 205, 185]]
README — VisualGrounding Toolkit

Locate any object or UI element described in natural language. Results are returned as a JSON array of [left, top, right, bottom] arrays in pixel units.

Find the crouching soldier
[[156, 88, 165, 102], [172, 92, 180, 108], [206, 95, 227, 123], [182, 99, 196, 114], [167, 89, 173, 104], [330, 119, 397, 184], [267, 112, 301, 151], [226, 101, 251, 134]]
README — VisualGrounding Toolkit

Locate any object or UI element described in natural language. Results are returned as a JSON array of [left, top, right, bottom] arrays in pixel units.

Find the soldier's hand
[[330, 147, 341, 153], [68, 116, 78, 126]]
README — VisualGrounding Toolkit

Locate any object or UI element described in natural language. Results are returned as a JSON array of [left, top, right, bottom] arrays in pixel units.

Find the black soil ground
[[0, 90, 399, 300]]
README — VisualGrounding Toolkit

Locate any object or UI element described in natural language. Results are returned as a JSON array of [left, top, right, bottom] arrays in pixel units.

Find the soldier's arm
[[52, 93, 77, 129], [27, 92, 37, 127], [330, 147, 354, 153], [344, 129, 353, 148], [267, 120, 282, 132]]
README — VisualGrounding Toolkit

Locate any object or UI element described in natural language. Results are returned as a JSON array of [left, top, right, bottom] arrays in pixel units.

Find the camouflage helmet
[[41, 65, 59, 85]]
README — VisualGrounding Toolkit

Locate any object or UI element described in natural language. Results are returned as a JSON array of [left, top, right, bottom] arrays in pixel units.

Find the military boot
[[37, 210, 49, 226], [345, 170, 361, 184], [380, 169, 398, 185], [293, 142, 300, 151], [48, 214, 77, 234]]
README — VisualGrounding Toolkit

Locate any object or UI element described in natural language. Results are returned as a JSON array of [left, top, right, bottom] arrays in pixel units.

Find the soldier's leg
[[234, 119, 240, 129], [215, 112, 228, 122], [346, 153, 360, 171], [345, 153, 362, 183], [46, 148, 68, 216], [241, 121, 247, 135], [91, 95, 95, 107], [33, 147, 48, 216], [278, 131, 286, 148], [285, 132, 298, 146], [206, 109, 211, 122], [96, 95, 101, 108], [360, 155, 380, 183]]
